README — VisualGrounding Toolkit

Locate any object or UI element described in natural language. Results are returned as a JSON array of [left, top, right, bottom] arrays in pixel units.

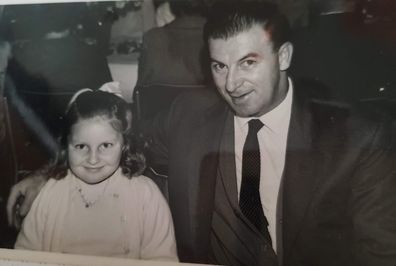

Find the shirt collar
[[235, 77, 293, 134]]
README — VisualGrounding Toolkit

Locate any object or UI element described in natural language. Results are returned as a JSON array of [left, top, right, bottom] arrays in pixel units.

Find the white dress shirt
[[234, 78, 293, 251]]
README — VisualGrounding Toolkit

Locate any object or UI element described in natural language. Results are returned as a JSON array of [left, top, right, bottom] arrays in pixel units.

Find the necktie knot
[[248, 119, 263, 134]]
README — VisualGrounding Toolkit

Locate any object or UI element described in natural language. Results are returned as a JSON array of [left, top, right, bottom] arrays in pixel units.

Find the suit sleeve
[[351, 119, 396, 265], [139, 177, 178, 261], [143, 87, 187, 175]]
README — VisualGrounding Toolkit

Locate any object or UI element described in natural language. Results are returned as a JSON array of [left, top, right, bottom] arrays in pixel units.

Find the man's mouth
[[231, 90, 253, 103]]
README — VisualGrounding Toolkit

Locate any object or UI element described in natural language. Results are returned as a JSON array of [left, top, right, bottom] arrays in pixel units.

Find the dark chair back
[[133, 83, 206, 121]]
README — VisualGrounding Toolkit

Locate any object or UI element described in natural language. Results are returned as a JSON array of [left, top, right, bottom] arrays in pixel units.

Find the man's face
[[209, 24, 292, 117]]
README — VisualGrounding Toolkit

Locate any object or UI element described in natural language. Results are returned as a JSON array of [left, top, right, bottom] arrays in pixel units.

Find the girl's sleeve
[[14, 180, 51, 250], [139, 177, 178, 261]]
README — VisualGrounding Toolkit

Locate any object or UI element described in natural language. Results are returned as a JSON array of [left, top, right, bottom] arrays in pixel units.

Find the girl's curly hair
[[48, 90, 146, 179]]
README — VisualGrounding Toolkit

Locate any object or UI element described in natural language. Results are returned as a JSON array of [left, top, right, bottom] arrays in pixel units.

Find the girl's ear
[[126, 109, 133, 131], [122, 142, 128, 152]]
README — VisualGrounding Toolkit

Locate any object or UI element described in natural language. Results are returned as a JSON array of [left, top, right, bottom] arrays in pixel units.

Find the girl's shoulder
[[124, 174, 157, 189], [31, 174, 73, 210], [42, 174, 73, 192], [120, 174, 164, 199]]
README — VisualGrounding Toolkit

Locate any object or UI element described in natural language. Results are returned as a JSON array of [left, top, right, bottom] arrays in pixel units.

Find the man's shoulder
[[170, 87, 224, 115], [146, 87, 225, 140], [294, 78, 391, 129], [293, 78, 334, 102]]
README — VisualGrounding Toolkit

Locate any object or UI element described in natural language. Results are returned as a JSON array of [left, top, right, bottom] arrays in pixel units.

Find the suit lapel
[[281, 88, 325, 259], [218, 110, 239, 209], [191, 100, 229, 260], [217, 111, 269, 234]]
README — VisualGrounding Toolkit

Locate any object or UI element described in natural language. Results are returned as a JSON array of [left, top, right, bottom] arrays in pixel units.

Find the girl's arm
[[14, 179, 51, 250]]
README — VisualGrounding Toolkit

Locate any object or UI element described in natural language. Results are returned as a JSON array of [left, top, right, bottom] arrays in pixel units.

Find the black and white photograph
[[0, 0, 396, 265]]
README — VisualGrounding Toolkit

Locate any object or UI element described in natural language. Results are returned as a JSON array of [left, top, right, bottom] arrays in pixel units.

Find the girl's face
[[68, 117, 124, 184]]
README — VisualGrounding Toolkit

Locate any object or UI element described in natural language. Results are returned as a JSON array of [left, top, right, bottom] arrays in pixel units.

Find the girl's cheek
[[68, 151, 87, 164]]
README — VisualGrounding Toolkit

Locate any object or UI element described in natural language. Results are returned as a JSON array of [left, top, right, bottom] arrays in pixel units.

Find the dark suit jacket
[[149, 80, 396, 265]]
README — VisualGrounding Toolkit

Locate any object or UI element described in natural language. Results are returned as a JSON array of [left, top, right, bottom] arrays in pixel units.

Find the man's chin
[[232, 106, 257, 118]]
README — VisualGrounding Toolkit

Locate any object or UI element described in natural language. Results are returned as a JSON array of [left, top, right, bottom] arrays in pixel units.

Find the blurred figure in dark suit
[[133, 0, 211, 122], [136, 0, 209, 88]]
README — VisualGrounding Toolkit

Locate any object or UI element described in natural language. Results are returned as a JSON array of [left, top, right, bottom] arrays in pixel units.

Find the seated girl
[[14, 82, 178, 261]]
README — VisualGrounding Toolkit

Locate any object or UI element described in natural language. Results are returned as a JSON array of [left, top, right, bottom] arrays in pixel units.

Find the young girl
[[15, 83, 178, 261]]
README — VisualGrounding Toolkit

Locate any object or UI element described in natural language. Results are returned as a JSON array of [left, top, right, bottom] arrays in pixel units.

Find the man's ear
[[278, 42, 293, 71]]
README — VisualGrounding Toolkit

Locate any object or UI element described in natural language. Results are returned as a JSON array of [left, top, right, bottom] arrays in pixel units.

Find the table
[[0, 248, 212, 266]]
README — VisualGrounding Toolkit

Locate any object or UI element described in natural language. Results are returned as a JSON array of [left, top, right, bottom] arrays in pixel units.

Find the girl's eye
[[100, 143, 113, 149], [74, 144, 86, 150]]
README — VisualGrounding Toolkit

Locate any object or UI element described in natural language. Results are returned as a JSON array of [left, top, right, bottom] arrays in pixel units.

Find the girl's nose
[[87, 149, 99, 165]]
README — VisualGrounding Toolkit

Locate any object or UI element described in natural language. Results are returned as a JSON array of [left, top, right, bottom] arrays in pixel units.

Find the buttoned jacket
[[149, 80, 396, 265]]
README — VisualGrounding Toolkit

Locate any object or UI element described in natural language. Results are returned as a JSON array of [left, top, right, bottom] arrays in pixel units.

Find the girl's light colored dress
[[15, 168, 178, 261]]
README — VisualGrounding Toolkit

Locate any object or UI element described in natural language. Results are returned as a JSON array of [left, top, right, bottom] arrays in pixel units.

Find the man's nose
[[225, 68, 242, 93], [87, 149, 99, 165]]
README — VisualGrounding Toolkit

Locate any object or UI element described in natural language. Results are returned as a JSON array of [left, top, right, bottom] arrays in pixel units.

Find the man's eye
[[241, 59, 256, 68], [211, 63, 226, 73]]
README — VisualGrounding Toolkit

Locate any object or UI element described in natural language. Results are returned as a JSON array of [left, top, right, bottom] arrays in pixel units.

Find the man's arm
[[7, 173, 47, 229], [351, 119, 396, 265]]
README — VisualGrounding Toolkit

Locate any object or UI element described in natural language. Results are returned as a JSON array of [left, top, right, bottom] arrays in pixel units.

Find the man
[[147, 2, 396, 265], [8, 2, 396, 265]]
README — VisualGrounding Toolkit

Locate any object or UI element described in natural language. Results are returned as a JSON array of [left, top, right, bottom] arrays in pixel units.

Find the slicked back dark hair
[[204, 1, 291, 51]]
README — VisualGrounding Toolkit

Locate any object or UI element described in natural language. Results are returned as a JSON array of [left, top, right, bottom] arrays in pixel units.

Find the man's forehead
[[208, 26, 273, 59], [209, 24, 271, 45]]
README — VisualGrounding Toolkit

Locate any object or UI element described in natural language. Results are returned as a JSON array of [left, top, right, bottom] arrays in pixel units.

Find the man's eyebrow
[[210, 53, 260, 64], [239, 53, 259, 62], [210, 58, 224, 64]]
